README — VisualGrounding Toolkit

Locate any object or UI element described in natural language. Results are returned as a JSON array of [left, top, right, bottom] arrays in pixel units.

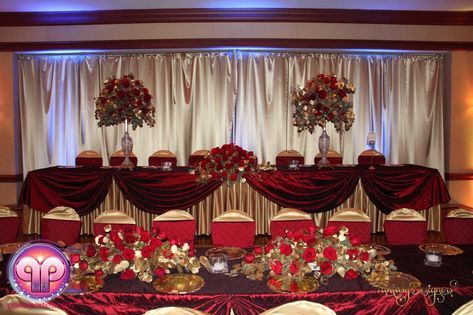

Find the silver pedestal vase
[[120, 119, 134, 170], [317, 127, 331, 168]]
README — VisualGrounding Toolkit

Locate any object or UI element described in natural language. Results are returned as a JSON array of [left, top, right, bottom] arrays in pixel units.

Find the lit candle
[[213, 262, 225, 272], [426, 254, 440, 262]]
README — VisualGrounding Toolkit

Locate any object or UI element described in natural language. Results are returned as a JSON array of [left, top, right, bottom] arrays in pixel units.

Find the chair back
[[0, 294, 67, 315], [93, 210, 136, 235], [444, 208, 473, 245], [149, 150, 178, 167], [41, 206, 81, 246], [0, 206, 20, 245], [384, 208, 427, 245], [152, 210, 195, 245], [260, 300, 336, 315], [75, 150, 103, 167], [327, 208, 371, 244], [357, 149, 385, 166], [212, 210, 255, 247], [275, 150, 304, 166], [188, 150, 209, 166], [314, 150, 343, 165], [453, 299, 473, 315], [270, 208, 314, 239], [109, 150, 138, 167]]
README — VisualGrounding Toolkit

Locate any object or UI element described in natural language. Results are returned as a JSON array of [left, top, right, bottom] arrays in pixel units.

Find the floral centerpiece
[[292, 74, 355, 134], [192, 143, 258, 185], [70, 225, 200, 284], [95, 73, 155, 130], [239, 226, 396, 293]]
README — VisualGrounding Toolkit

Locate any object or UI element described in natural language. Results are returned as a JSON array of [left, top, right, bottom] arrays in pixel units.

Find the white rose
[[171, 245, 178, 254], [182, 243, 189, 251]]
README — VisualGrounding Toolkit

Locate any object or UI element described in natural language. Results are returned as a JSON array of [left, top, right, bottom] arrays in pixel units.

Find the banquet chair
[[93, 210, 136, 235], [41, 206, 81, 246], [327, 208, 371, 244], [188, 149, 209, 167], [211, 210, 255, 248], [453, 299, 473, 315], [143, 307, 210, 315], [275, 150, 304, 166], [75, 150, 103, 167], [259, 300, 336, 315], [384, 208, 427, 245], [149, 150, 178, 167], [357, 149, 386, 166], [152, 210, 195, 246], [314, 150, 343, 165], [270, 208, 315, 239], [0, 294, 67, 315], [444, 208, 473, 245], [109, 150, 138, 167], [0, 206, 20, 245]]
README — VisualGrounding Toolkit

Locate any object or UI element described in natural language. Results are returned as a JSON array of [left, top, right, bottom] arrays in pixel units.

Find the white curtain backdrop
[[18, 51, 445, 177]]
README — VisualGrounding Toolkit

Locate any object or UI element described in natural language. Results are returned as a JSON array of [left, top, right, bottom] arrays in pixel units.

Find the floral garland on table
[[239, 226, 396, 293], [292, 74, 355, 134], [192, 143, 258, 185], [95, 73, 156, 130], [70, 225, 200, 284]]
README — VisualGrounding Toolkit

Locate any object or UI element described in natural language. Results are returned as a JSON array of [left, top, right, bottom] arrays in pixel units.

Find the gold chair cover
[[153, 210, 194, 221], [315, 150, 342, 158], [43, 206, 80, 221], [143, 307, 210, 315], [446, 208, 473, 219], [150, 150, 176, 158], [212, 210, 254, 222], [385, 208, 427, 221], [0, 206, 18, 218], [271, 208, 312, 221], [0, 294, 67, 315], [328, 208, 371, 222], [276, 150, 303, 157], [358, 149, 384, 157], [453, 299, 473, 315], [259, 300, 336, 315], [76, 150, 100, 158], [94, 210, 136, 224]]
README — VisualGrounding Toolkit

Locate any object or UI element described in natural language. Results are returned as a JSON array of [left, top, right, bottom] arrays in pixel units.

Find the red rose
[[323, 77, 330, 84], [289, 260, 299, 274], [302, 235, 316, 246], [323, 226, 337, 237], [279, 243, 292, 256], [70, 254, 81, 264], [290, 282, 299, 293], [99, 247, 109, 261], [169, 238, 179, 246], [338, 90, 347, 98], [86, 245, 96, 257], [211, 147, 221, 155], [112, 254, 123, 264], [141, 245, 153, 258], [140, 231, 151, 243], [158, 231, 167, 240], [254, 247, 263, 255], [230, 173, 238, 181], [307, 225, 318, 235], [117, 90, 126, 99], [79, 260, 88, 271], [264, 244, 274, 253], [122, 248, 135, 261], [268, 277, 282, 290], [120, 268, 136, 280], [302, 247, 317, 263], [330, 83, 337, 90], [271, 260, 283, 274], [350, 236, 362, 247], [359, 251, 370, 262], [150, 238, 162, 249], [144, 94, 152, 102], [94, 269, 104, 280], [320, 262, 333, 275], [323, 246, 337, 261], [317, 89, 327, 99], [347, 248, 359, 260], [155, 267, 166, 279], [122, 78, 130, 88], [345, 269, 359, 280], [124, 232, 136, 244], [244, 253, 255, 264], [163, 249, 173, 259]]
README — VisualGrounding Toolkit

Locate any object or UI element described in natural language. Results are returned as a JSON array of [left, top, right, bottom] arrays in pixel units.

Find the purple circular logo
[[8, 241, 70, 302]]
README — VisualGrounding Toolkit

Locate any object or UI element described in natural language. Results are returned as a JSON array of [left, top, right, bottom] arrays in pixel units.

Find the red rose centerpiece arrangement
[[191, 143, 258, 185], [95, 73, 156, 169], [70, 225, 200, 286], [292, 74, 355, 167], [239, 226, 396, 293]]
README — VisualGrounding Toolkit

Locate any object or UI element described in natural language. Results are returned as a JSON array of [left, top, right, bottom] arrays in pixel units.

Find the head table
[[18, 164, 449, 235]]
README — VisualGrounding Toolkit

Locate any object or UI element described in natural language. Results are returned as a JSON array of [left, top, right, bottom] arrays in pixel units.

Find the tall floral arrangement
[[192, 143, 258, 185], [239, 226, 395, 293], [70, 226, 200, 284], [292, 74, 355, 134], [95, 73, 156, 130]]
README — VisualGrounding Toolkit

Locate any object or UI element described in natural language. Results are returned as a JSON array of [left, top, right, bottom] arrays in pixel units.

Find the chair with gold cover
[[327, 208, 371, 244], [453, 299, 473, 315], [0, 206, 19, 245], [41, 206, 81, 246], [384, 208, 427, 245], [75, 150, 103, 167], [275, 150, 304, 166], [211, 210, 255, 248], [260, 300, 336, 315], [188, 150, 210, 167], [152, 210, 195, 246], [93, 210, 136, 235], [314, 150, 343, 165], [0, 294, 67, 315], [270, 208, 315, 239], [143, 307, 210, 315], [357, 149, 386, 166], [444, 208, 473, 245], [149, 150, 178, 167], [109, 150, 138, 167]]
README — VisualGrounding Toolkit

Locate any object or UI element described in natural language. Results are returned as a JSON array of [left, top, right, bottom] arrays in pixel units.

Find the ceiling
[[1, 0, 472, 12]]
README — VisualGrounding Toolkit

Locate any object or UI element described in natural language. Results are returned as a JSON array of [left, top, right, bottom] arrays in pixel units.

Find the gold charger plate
[[363, 244, 392, 256], [418, 243, 463, 256], [372, 271, 421, 291], [267, 276, 319, 294], [63, 275, 102, 295], [206, 247, 246, 260], [154, 274, 204, 294]]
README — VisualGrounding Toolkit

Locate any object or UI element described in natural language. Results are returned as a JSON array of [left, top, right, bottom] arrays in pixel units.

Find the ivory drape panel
[[19, 52, 445, 177]]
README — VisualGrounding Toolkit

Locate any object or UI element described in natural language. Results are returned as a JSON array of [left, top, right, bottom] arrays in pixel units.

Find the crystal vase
[[120, 119, 134, 170], [317, 127, 331, 168]]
